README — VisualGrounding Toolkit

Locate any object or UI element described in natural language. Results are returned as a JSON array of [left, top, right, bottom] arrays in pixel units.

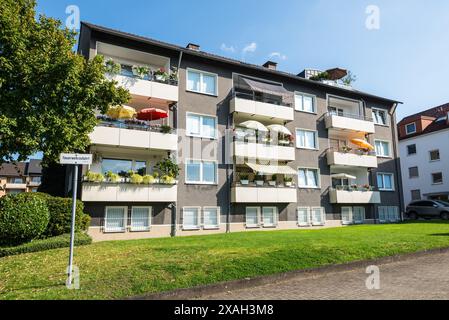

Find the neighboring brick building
[[0, 159, 43, 197]]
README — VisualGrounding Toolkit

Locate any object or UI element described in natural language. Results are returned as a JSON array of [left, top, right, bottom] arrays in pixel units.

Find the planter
[[155, 75, 165, 81], [240, 180, 249, 185], [285, 182, 292, 187], [255, 180, 264, 186], [268, 181, 277, 187]]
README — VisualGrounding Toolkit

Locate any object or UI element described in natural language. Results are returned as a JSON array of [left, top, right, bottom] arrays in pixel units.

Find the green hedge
[[0, 193, 50, 245], [33, 193, 91, 237], [0, 233, 92, 258]]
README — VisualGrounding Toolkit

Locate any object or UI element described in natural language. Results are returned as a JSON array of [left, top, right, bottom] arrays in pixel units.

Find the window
[[379, 206, 399, 223], [186, 113, 217, 139], [407, 144, 417, 156], [186, 160, 217, 184], [295, 93, 316, 113], [298, 168, 319, 188], [373, 109, 387, 125], [10, 177, 23, 184], [342, 207, 364, 225], [411, 190, 421, 201], [430, 150, 440, 161], [246, 207, 260, 228], [187, 69, 217, 95], [104, 207, 127, 233], [375, 140, 391, 157], [31, 176, 42, 183], [405, 123, 416, 135], [296, 129, 318, 150], [131, 207, 151, 232], [377, 173, 395, 191], [183, 207, 200, 230], [409, 167, 419, 178], [329, 106, 344, 116], [262, 207, 277, 228], [203, 207, 220, 229], [311, 207, 325, 226], [101, 159, 133, 176], [432, 172, 443, 184], [297, 207, 311, 227], [134, 161, 147, 176]]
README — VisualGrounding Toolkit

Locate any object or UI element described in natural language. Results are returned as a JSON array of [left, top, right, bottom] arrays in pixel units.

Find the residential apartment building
[[0, 160, 43, 197], [77, 22, 403, 241], [398, 103, 449, 206]]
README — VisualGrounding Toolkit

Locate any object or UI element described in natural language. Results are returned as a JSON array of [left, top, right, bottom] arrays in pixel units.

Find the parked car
[[406, 200, 449, 220]]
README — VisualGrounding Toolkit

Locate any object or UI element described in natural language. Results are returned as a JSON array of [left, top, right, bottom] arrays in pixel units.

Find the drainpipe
[[226, 112, 232, 234], [389, 102, 405, 221], [171, 50, 183, 237]]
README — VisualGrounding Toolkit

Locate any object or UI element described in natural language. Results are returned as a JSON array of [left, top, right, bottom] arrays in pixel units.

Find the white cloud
[[242, 42, 257, 54], [220, 43, 236, 53], [269, 52, 287, 60]]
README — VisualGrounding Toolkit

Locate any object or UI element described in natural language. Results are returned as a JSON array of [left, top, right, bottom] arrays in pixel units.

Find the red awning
[[137, 108, 169, 121]]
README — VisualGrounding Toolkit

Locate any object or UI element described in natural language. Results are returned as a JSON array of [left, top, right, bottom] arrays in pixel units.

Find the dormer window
[[405, 122, 417, 135]]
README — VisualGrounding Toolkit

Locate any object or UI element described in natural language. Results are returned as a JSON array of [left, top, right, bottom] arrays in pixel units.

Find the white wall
[[399, 128, 449, 206]]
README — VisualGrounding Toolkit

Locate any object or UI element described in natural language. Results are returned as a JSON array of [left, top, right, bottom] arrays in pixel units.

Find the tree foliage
[[0, 0, 130, 163]]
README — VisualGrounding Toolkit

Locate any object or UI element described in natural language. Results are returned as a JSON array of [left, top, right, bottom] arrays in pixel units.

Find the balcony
[[82, 182, 177, 202], [234, 141, 295, 161], [329, 187, 381, 204], [5, 183, 27, 190], [327, 149, 378, 168], [231, 186, 297, 203], [89, 121, 177, 151], [325, 113, 375, 134], [230, 93, 294, 122]]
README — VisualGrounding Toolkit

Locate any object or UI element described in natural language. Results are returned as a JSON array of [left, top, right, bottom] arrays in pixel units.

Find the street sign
[[60, 153, 92, 165]]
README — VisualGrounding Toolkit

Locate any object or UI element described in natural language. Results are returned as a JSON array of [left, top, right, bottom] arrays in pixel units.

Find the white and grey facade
[[398, 104, 449, 207], [76, 22, 403, 241]]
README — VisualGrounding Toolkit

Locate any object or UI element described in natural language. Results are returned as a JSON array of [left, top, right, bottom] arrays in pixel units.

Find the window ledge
[[182, 227, 201, 231], [295, 110, 317, 115], [186, 89, 218, 98]]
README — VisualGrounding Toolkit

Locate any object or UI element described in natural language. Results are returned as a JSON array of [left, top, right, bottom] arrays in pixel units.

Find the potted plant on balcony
[[284, 175, 293, 187], [341, 146, 352, 154], [161, 174, 176, 185], [130, 173, 144, 185], [350, 184, 359, 191], [269, 175, 277, 187], [154, 68, 168, 82], [155, 158, 180, 181], [105, 171, 120, 183], [169, 67, 178, 83], [132, 65, 150, 79], [239, 173, 249, 185], [254, 174, 265, 186], [142, 175, 155, 185], [361, 184, 371, 191], [85, 171, 104, 183], [105, 58, 121, 75], [152, 172, 160, 184], [160, 125, 172, 134]]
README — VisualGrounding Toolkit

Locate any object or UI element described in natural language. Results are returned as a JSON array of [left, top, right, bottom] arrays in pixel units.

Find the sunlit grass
[[1, 221, 449, 300]]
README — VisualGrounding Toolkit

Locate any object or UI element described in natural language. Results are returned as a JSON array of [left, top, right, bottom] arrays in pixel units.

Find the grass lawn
[[1, 221, 449, 300]]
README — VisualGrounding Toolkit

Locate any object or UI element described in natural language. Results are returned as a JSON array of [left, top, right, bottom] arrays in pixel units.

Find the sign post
[[59, 153, 93, 286]]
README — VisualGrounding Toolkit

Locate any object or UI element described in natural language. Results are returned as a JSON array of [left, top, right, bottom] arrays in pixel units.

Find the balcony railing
[[233, 90, 292, 108], [96, 116, 173, 134], [234, 128, 294, 147], [327, 109, 372, 122], [117, 64, 178, 86]]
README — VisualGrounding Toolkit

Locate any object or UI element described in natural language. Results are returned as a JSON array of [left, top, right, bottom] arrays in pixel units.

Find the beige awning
[[246, 163, 296, 175]]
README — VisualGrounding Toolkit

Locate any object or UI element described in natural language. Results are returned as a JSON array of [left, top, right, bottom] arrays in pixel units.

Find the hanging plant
[[132, 65, 150, 79]]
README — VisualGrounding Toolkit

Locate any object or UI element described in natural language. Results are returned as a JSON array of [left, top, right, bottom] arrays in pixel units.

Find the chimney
[[186, 43, 200, 51], [263, 61, 277, 70]]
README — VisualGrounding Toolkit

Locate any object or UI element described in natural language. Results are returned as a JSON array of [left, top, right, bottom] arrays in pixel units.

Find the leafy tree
[[0, 0, 130, 164]]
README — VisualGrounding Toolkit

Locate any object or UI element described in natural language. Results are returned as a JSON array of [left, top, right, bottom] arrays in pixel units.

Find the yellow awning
[[246, 163, 296, 175]]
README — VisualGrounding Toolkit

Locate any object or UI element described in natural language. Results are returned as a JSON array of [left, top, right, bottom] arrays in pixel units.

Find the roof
[[0, 162, 27, 177], [27, 159, 42, 175], [80, 22, 402, 105], [398, 103, 449, 140]]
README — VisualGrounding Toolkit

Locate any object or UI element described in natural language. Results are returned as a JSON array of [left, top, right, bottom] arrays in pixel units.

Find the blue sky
[[36, 0, 449, 121]]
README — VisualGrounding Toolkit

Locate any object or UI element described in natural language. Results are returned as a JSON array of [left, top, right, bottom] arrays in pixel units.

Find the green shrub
[[142, 175, 155, 184], [130, 174, 143, 184], [0, 193, 50, 245], [33, 193, 90, 237], [0, 233, 92, 258]]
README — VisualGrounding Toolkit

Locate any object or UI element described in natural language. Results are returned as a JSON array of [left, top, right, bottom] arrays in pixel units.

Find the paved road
[[201, 251, 449, 300]]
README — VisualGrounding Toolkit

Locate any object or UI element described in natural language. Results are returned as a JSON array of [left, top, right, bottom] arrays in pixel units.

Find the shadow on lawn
[[430, 233, 449, 237]]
